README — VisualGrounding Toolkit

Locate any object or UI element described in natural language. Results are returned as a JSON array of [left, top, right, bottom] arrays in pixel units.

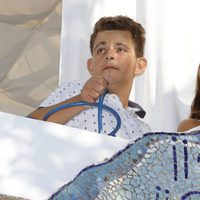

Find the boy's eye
[[116, 47, 125, 53], [96, 48, 105, 54]]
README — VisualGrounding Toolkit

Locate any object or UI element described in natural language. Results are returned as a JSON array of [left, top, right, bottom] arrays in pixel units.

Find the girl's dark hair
[[90, 15, 146, 58], [190, 65, 200, 119]]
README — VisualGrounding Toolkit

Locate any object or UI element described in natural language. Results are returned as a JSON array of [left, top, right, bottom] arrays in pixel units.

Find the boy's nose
[[105, 49, 114, 60], [105, 56, 114, 60]]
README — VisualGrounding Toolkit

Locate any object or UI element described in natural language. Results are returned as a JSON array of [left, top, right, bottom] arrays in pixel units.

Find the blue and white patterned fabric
[[49, 131, 200, 200], [40, 80, 150, 140]]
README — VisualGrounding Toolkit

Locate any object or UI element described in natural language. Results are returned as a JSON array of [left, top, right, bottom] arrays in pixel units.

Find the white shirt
[[186, 125, 200, 132], [40, 81, 151, 141]]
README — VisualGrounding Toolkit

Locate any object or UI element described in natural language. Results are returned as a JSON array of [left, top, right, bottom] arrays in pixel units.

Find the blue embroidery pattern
[[49, 131, 200, 200]]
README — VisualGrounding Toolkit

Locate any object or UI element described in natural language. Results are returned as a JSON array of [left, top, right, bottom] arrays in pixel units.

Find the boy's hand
[[80, 76, 109, 103]]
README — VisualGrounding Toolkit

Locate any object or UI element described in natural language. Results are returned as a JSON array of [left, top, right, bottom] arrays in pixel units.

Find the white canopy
[[0, 0, 61, 116]]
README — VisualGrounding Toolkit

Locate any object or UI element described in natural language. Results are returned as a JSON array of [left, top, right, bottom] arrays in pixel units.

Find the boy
[[28, 15, 151, 140]]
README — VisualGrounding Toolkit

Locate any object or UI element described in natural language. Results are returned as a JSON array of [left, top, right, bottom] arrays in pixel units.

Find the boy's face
[[87, 30, 146, 86]]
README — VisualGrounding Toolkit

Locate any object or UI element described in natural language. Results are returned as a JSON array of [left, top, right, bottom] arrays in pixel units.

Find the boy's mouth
[[103, 65, 118, 70]]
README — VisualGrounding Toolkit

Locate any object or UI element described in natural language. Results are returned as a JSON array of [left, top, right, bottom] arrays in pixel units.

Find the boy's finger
[[95, 76, 109, 89], [91, 78, 106, 93]]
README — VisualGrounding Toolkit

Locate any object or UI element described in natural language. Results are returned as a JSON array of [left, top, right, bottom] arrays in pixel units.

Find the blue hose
[[42, 92, 121, 137], [98, 90, 105, 133]]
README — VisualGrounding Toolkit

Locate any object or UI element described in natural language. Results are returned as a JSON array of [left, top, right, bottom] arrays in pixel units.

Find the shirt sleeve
[[39, 80, 82, 107]]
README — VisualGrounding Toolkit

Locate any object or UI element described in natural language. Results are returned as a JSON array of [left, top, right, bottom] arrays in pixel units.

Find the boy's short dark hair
[[90, 15, 146, 58]]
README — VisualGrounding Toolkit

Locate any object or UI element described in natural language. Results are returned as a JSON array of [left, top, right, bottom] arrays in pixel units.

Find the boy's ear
[[134, 57, 147, 75], [87, 58, 94, 75]]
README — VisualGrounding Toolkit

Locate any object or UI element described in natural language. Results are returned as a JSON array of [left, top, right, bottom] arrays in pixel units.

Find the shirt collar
[[104, 93, 146, 119], [128, 100, 146, 118]]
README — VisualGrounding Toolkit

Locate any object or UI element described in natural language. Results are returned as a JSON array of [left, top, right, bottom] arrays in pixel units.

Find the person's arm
[[177, 118, 200, 132], [27, 94, 86, 124], [28, 76, 108, 125]]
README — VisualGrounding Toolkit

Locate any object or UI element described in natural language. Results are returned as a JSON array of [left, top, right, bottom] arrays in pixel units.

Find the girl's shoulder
[[177, 118, 200, 132]]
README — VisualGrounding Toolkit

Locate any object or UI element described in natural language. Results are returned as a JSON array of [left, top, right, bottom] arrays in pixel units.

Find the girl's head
[[190, 65, 200, 119]]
